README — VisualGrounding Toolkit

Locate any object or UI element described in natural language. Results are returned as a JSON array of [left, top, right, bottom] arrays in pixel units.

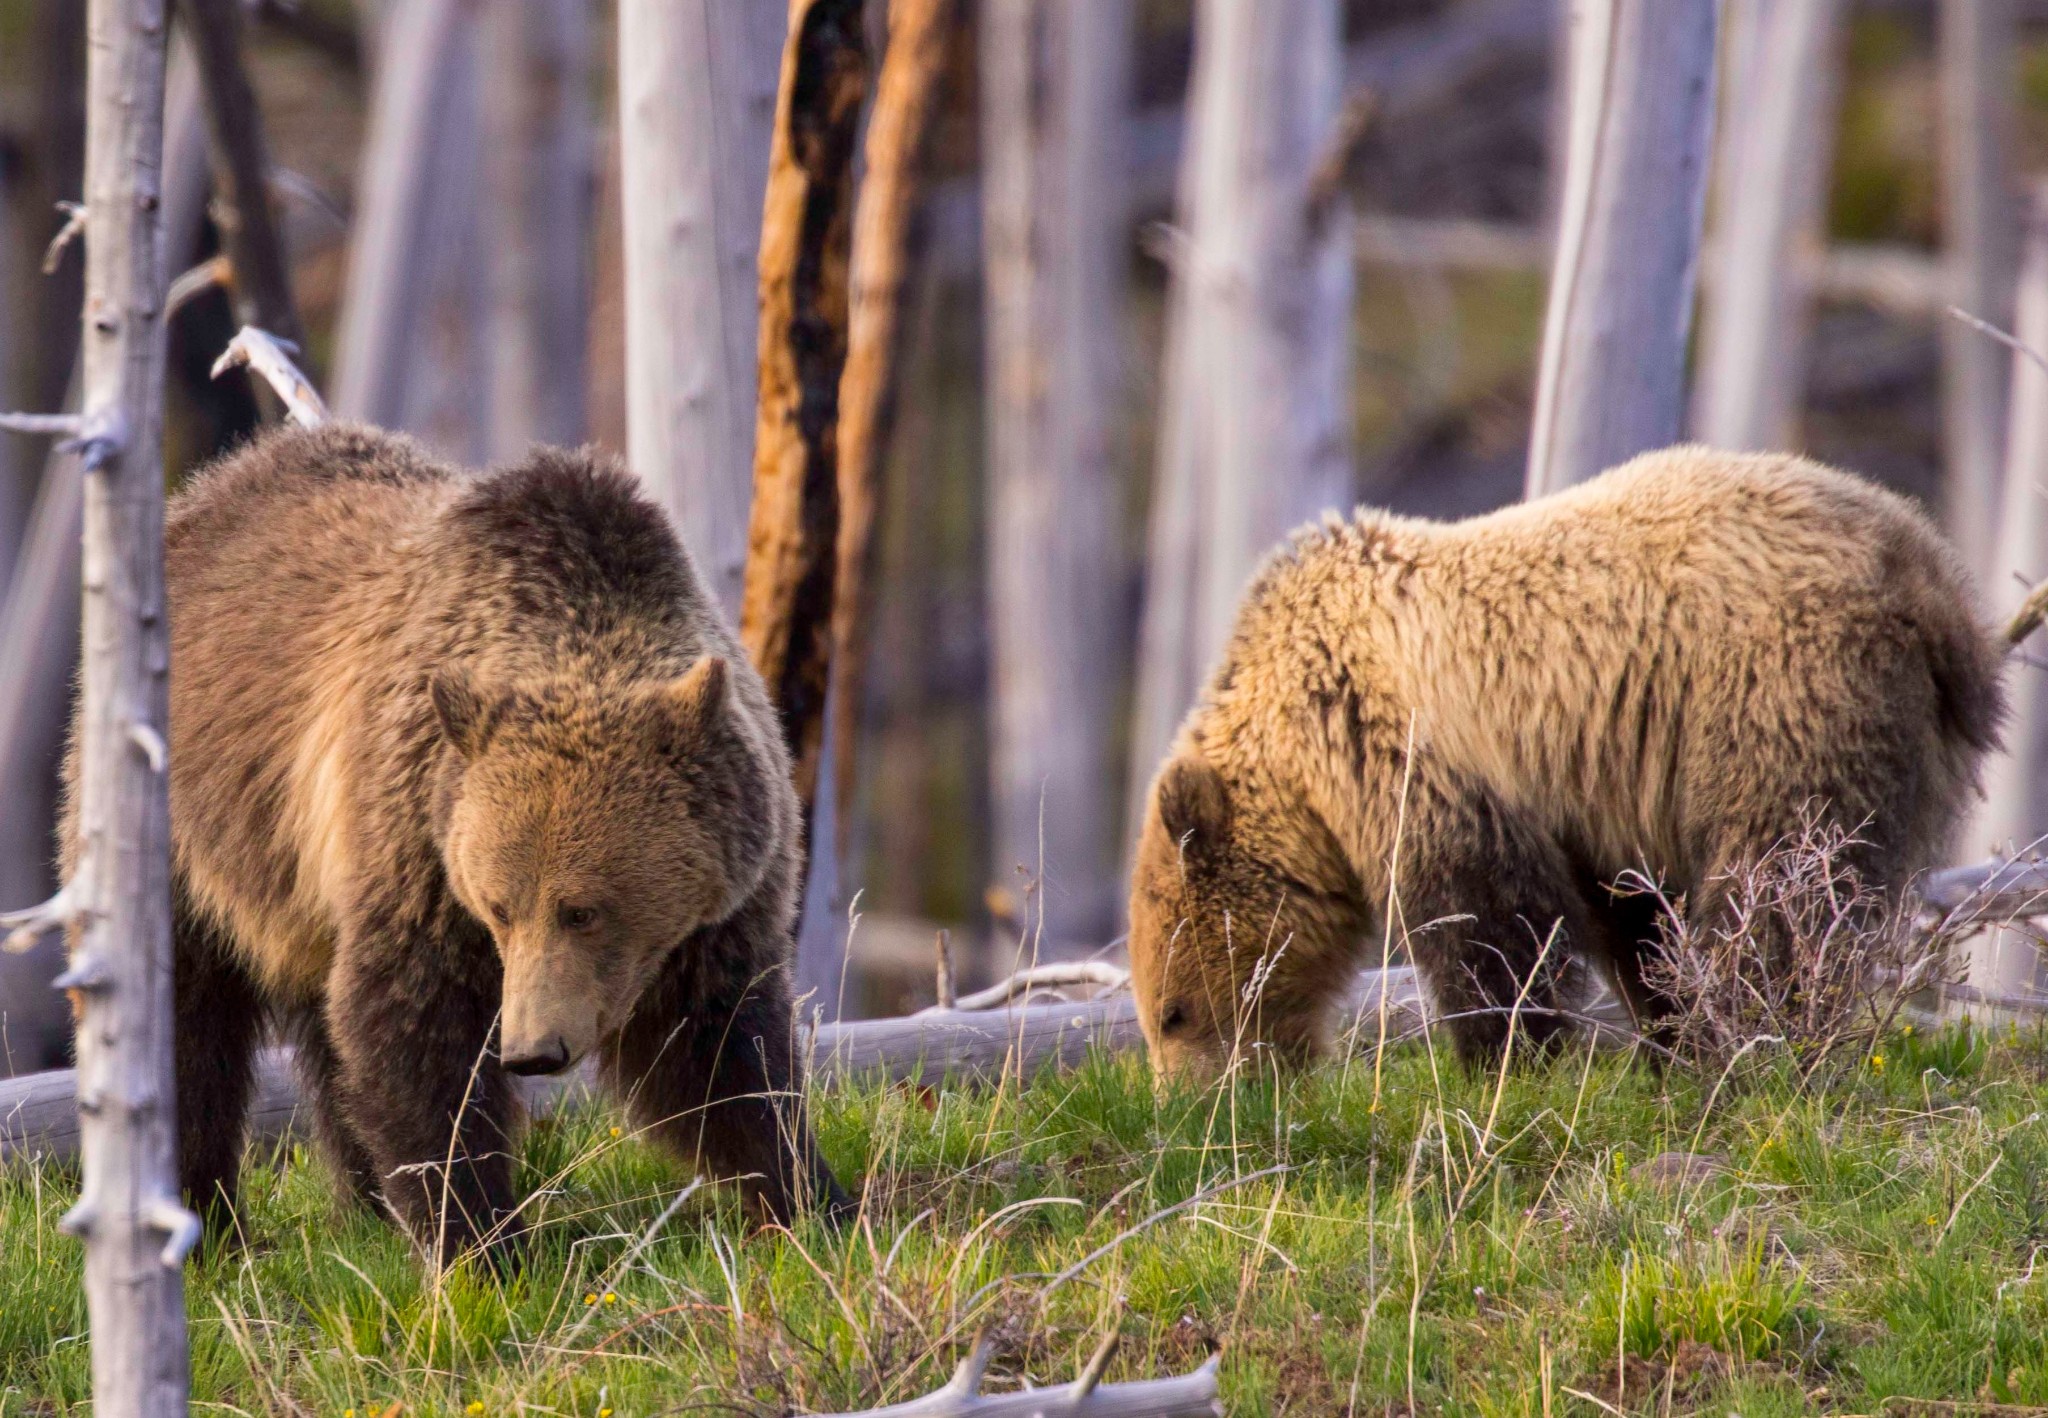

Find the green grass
[[6, 1022, 2048, 1415]]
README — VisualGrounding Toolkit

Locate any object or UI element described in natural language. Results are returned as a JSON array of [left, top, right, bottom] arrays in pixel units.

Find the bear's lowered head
[[1128, 753, 1368, 1082], [429, 655, 776, 1076]]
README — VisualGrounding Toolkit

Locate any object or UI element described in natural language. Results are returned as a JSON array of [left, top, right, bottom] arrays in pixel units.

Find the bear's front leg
[[327, 909, 525, 1265], [604, 917, 851, 1226]]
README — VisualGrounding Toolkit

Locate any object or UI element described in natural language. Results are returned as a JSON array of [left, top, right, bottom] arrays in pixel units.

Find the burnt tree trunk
[[738, 0, 869, 831]]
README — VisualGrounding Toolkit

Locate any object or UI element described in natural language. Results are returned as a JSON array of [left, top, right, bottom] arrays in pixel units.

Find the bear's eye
[[557, 903, 599, 932], [1159, 1002, 1188, 1035], [488, 903, 510, 927]]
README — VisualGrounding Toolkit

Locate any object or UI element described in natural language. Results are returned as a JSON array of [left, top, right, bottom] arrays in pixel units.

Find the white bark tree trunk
[[70, 0, 194, 1409], [983, 0, 1132, 956], [1129, 0, 1355, 829], [1966, 180, 2048, 1001], [1939, 0, 2020, 577], [618, 0, 784, 621], [1692, 0, 1843, 452], [482, 0, 591, 458], [1524, 0, 1721, 497]]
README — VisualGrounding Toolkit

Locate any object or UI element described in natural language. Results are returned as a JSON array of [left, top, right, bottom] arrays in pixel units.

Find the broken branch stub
[[211, 326, 327, 426]]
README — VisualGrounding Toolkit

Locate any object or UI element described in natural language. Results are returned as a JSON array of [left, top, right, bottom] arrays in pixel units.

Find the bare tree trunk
[[1128, 0, 1353, 828], [1692, 0, 1843, 452], [182, 0, 305, 349], [739, 0, 869, 826], [1965, 180, 2048, 1001], [1939, 0, 2020, 577], [329, 0, 466, 426], [983, 0, 1131, 955], [618, 0, 784, 620], [483, 0, 591, 458], [68, 0, 194, 1407], [1524, 0, 1720, 497]]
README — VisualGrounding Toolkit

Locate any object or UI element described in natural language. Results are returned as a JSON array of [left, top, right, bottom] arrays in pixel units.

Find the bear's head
[[430, 656, 774, 1076], [1128, 753, 1366, 1081]]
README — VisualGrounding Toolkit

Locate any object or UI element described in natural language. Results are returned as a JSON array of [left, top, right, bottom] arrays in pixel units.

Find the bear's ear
[[1155, 754, 1231, 846], [655, 656, 730, 744], [430, 673, 493, 759]]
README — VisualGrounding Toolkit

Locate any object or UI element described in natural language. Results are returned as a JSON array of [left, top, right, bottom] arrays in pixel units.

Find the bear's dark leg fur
[[326, 907, 523, 1263], [604, 926, 850, 1225], [1399, 777, 1581, 1068], [282, 1007, 383, 1207], [173, 895, 263, 1226]]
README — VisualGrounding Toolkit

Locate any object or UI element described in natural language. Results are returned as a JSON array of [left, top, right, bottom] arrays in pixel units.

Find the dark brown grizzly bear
[[1127, 448, 2006, 1079], [85, 422, 849, 1258]]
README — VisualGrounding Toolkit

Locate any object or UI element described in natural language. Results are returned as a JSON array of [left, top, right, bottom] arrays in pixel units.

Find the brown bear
[[1128, 447, 2005, 1078], [79, 422, 849, 1258]]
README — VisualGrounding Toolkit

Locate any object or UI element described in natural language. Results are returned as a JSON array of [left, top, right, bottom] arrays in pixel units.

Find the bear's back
[[1219, 446, 2001, 887]]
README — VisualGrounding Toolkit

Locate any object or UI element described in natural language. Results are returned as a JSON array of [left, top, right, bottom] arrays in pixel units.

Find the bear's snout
[[501, 1034, 574, 1076]]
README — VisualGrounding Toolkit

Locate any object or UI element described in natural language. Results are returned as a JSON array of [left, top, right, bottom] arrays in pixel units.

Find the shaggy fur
[[77, 423, 848, 1257], [1128, 447, 2006, 1077]]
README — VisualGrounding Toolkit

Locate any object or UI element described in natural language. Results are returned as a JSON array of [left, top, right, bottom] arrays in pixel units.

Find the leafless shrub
[[1629, 813, 1963, 1085]]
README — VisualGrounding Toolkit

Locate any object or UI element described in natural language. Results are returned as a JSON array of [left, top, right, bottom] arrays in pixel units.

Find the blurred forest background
[[0, 0, 2043, 1072]]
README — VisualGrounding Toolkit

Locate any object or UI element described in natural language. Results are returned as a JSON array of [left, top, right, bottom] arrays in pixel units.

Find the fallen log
[[0, 970, 1427, 1167]]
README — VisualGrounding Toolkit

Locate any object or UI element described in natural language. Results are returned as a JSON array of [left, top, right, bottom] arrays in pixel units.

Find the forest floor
[[6, 1024, 2048, 1416]]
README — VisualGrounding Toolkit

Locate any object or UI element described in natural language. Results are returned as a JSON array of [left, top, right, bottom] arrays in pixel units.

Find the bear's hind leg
[[1401, 778, 1582, 1069], [173, 898, 264, 1228]]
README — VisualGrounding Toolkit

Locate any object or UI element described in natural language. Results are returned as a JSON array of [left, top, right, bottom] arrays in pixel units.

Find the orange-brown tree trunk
[[829, 0, 959, 843], [740, 0, 869, 822]]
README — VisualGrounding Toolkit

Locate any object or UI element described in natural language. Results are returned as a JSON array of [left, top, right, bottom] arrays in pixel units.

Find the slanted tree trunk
[[1524, 0, 1720, 497], [68, 0, 194, 1407], [1129, 0, 1353, 828], [182, 0, 304, 349], [1966, 180, 2048, 1002], [1692, 0, 1843, 452], [329, 0, 467, 428], [481, 0, 590, 459], [0, 32, 204, 1081], [618, 0, 784, 620], [739, 0, 869, 826], [1939, 0, 2020, 577], [982, 0, 1132, 956]]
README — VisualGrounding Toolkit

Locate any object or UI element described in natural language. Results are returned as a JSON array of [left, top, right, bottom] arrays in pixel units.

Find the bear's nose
[[501, 1035, 572, 1076]]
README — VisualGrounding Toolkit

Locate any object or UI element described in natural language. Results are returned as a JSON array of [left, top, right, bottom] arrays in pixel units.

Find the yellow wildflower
[[468, 1404, 485, 1415], [1869, 1053, 1886, 1073], [610, 1127, 621, 1138], [583, 1292, 598, 1306], [603, 1291, 617, 1305]]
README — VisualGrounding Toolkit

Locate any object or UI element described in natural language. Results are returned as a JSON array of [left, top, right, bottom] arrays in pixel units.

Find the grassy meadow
[[5, 1024, 2048, 1415]]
